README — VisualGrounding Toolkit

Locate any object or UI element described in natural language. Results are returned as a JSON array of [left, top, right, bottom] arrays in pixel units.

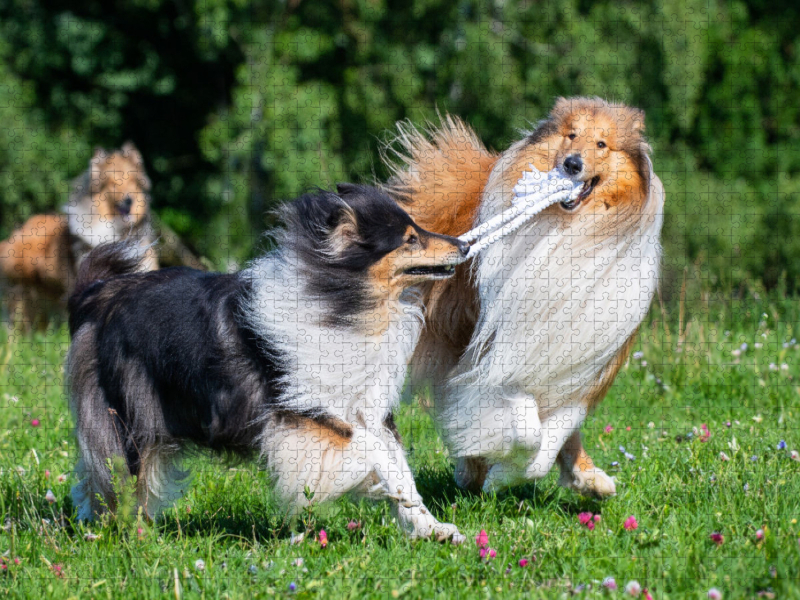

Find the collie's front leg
[[364, 429, 465, 544], [556, 429, 616, 498]]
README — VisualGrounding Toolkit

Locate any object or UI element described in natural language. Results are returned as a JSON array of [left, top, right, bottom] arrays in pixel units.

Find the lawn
[[1, 293, 800, 599]]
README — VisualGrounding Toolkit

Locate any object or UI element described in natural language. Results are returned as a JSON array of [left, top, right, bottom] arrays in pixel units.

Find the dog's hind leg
[[68, 326, 129, 520], [136, 443, 191, 519], [556, 429, 616, 498]]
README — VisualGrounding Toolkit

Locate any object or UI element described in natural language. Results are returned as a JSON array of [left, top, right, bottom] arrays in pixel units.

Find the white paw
[[398, 506, 463, 543], [559, 466, 616, 498]]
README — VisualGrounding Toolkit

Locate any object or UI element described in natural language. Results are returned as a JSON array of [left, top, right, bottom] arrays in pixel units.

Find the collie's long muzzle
[[400, 233, 468, 279]]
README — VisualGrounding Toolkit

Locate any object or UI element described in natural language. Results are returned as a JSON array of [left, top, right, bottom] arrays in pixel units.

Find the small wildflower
[[346, 520, 361, 531], [624, 516, 638, 531], [756, 529, 765, 541], [633, 351, 644, 360], [292, 558, 304, 568], [587, 521, 595, 531], [84, 532, 99, 542], [751, 455, 758, 462], [605, 425, 614, 434], [475, 529, 489, 549], [479, 547, 497, 560], [719, 452, 730, 461], [741, 343, 748, 351], [137, 527, 144, 538], [45, 470, 50, 479], [578, 512, 593, 526], [643, 589, 654, 600], [319, 529, 328, 548], [769, 363, 778, 371], [710, 532, 724, 545], [518, 558, 529, 568], [753, 415, 763, 423], [57, 473, 68, 483], [781, 363, 789, 371], [725, 421, 731, 428], [602, 576, 618, 591], [777, 440, 787, 450], [755, 343, 763, 349], [641, 360, 648, 367], [594, 514, 602, 523], [626, 426, 632, 431], [700, 424, 710, 442], [248, 565, 258, 575], [744, 483, 750, 492], [51, 564, 63, 578], [195, 559, 205, 571], [625, 580, 642, 597], [647, 422, 655, 429], [611, 461, 619, 467], [45, 489, 56, 504], [708, 588, 722, 600], [31, 419, 40, 427], [791, 450, 800, 461], [289, 582, 297, 592], [731, 350, 741, 358]]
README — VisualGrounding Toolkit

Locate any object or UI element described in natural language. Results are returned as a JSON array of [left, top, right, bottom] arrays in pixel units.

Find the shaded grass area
[[1, 295, 800, 598]]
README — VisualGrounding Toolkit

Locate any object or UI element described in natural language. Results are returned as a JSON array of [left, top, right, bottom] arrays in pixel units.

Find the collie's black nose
[[119, 195, 133, 215], [563, 154, 583, 176]]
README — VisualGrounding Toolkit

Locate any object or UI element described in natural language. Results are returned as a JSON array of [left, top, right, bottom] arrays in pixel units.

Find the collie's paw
[[398, 506, 463, 543], [432, 522, 465, 545], [559, 466, 616, 498]]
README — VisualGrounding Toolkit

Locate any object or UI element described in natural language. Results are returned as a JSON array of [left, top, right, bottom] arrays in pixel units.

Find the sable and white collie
[[0, 143, 157, 329], [67, 184, 467, 542], [385, 97, 665, 496]]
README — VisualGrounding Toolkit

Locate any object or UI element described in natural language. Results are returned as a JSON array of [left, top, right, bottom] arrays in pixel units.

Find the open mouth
[[560, 176, 600, 211], [401, 264, 457, 279]]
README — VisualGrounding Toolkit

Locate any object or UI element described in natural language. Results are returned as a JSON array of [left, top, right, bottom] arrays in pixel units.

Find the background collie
[[385, 97, 665, 496], [67, 184, 467, 543], [0, 143, 156, 328]]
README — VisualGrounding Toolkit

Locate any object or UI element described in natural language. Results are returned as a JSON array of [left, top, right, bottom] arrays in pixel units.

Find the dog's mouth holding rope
[[560, 175, 599, 211]]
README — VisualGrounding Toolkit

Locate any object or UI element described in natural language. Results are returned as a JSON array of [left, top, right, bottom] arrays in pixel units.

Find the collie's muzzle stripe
[[458, 166, 581, 259]]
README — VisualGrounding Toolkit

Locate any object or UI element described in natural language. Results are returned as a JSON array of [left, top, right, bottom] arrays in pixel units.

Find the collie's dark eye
[[597, 141, 606, 149], [568, 133, 577, 140], [406, 234, 419, 246]]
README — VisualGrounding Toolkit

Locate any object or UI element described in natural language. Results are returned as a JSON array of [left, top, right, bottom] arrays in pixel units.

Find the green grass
[[2, 296, 800, 599]]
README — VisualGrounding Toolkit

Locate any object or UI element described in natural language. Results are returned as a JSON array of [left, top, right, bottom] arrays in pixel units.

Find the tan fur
[[384, 99, 655, 496], [0, 143, 157, 329], [383, 117, 497, 384]]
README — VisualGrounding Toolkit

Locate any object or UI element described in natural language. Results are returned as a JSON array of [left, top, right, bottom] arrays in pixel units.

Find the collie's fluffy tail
[[73, 241, 148, 296]]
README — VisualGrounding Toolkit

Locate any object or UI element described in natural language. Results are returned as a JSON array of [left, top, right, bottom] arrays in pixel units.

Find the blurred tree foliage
[[0, 0, 798, 289]]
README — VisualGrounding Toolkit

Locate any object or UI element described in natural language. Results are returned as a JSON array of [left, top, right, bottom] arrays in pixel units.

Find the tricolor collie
[[385, 97, 664, 496], [67, 184, 467, 542]]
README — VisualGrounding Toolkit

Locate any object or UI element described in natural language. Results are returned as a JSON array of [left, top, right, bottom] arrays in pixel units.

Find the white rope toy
[[458, 166, 583, 259]]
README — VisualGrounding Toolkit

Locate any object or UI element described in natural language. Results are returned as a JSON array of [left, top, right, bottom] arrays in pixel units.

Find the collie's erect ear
[[326, 204, 360, 256], [121, 142, 145, 167], [551, 97, 573, 120], [90, 148, 108, 191], [630, 108, 646, 133]]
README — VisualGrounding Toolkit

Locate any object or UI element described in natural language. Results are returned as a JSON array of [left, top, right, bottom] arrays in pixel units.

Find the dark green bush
[[0, 0, 798, 284]]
